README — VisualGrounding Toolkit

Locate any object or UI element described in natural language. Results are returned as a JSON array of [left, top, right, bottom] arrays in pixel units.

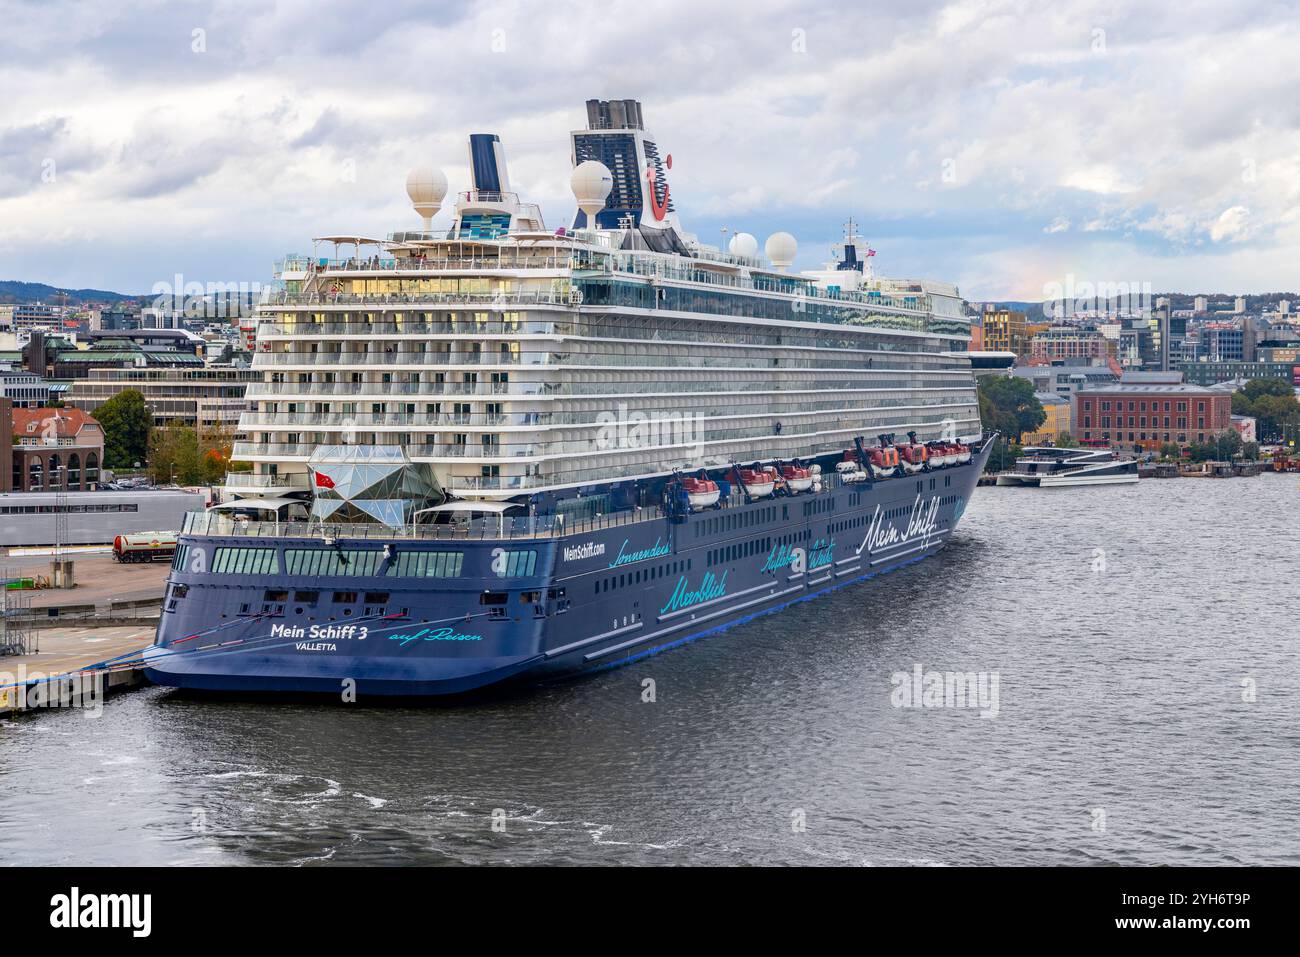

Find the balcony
[[222, 472, 311, 489], [232, 442, 316, 458]]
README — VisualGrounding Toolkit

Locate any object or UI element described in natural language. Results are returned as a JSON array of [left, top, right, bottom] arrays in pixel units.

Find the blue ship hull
[[144, 443, 992, 697]]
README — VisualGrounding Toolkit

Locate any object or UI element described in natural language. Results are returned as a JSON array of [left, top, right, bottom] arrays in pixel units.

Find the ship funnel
[[406, 167, 448, 230], [571, 160, 613, 228]]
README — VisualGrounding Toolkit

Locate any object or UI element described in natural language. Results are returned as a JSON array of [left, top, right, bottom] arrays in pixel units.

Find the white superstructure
[[229, 100, 980, 520]]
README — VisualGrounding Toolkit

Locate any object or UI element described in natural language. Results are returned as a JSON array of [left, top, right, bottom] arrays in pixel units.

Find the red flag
[[866, 248, 876, 257], [314, 471, 335, 489]]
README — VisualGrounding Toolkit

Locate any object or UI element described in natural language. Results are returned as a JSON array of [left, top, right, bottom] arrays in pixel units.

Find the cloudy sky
[[2, 0, 1298, 300]]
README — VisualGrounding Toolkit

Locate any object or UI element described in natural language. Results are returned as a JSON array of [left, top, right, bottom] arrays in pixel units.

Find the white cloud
[[0, 0, 1298, 295], [1209, 205, 1251, 243]]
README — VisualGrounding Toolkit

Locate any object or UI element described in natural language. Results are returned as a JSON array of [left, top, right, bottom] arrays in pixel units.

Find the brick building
[[8, 406, 105, 492], [1073, 384, 1233, 451], [1029, 326, 1116, 362]]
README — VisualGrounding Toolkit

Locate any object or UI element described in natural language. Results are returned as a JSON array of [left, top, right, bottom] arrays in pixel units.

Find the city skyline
[[3, 0, 1299, 299]]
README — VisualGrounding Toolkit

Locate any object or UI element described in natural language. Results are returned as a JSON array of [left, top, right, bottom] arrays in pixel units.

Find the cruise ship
[[143, 98, 992, 696]]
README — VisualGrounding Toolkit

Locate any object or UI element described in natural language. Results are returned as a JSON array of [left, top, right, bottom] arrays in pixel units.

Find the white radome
[[728, 232, 759, 259], [765, 231, 798, 268], [406, 167, 448, 227], [571, 160, 613, 224]]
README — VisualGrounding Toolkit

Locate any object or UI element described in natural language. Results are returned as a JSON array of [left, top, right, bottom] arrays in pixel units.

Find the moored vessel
[[144, 98, 989, 697]]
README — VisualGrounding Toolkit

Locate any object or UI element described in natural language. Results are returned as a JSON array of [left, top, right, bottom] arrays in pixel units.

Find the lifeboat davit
[[736, 467, 776, 499], [779, 463, 814, 494], [681, 476, 720, 511]]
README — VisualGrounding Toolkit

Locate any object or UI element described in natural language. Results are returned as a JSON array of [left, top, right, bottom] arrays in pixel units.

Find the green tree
[[1055, 432, 1079, 448], [94, 389, 152, 468], [1159, 441, 1181, 461], [978, 376, 1046, 443], [1214, 428, 1243, 460], [1243, 440, 1260, 461], [1233, 378, 1300, 442], [149, 426, 203, 484]]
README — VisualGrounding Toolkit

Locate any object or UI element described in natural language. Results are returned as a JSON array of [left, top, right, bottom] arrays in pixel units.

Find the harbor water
[[2, 475, 1296, 865]]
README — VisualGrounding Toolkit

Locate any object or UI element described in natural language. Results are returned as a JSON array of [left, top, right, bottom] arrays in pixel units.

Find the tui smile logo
[[646, 162, 670, 221]]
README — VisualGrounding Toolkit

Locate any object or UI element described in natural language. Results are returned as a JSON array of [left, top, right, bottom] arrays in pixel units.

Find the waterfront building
[[6, 406, 104, 491], [67, 365, 258, 436], [1009, 359, 1119, 397], [1074, 383, 1233, 450], [0, 365, 52, 408], [1021, 392, 1072, 445], [1180, 360, 1298, 386], [1202, 324, 1244, 362], [50, 333, 206, 380], [12, 303, 70, 334], [1028, 326, 1115, 362], [982, 308, 1030, 357]]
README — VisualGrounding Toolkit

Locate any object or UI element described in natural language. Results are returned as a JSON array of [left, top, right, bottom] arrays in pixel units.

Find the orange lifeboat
[[680, 476, 720, 510]]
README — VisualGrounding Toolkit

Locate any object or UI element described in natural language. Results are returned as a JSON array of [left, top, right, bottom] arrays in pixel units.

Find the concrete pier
[[0, 624, 153, 716]]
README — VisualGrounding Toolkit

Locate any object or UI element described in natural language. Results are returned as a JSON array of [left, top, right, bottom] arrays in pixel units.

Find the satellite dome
[[406, 167, 448, 228], [765, 231, 798, 269], [571, 160, 613, 226], [728, 232, 759, 259]]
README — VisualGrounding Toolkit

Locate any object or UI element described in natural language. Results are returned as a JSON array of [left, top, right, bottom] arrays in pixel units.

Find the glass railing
[[181, 502, 676, 542]]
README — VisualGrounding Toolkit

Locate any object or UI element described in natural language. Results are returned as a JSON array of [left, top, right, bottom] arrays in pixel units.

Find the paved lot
[[1, 553, 170, 609]]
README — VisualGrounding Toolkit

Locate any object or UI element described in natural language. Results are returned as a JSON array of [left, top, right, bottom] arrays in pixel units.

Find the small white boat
[[995, 447, 1139, 487]]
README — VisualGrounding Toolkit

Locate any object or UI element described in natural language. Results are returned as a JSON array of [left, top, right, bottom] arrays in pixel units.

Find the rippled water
[[3, 476, 1297, 866]]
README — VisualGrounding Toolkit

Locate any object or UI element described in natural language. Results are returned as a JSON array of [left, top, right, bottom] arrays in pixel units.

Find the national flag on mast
[[866, 248, 876, 257], [314, 471, 335, 489]]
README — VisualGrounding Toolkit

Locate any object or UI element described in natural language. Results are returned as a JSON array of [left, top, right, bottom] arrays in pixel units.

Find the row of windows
[[594, 558, 693, 595], [392, 551, 465, 578], [708, 537, 772, 567], [0, 503, 135, 514], [285, 548, 387, 577], [1083, 399, 1206, 413], [1083, 416, 1205, 429], [692, 505, 780, 538], [1083, 432, 1210, 443], [212, 547, 279, 575], [496, 549, 537, 577]]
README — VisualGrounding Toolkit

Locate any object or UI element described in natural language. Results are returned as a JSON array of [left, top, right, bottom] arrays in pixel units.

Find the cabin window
[[211, 547, 279, 575], [494, 549, 537, 577], [389, 551, 464, 578], [284, 548, 383, 576]]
